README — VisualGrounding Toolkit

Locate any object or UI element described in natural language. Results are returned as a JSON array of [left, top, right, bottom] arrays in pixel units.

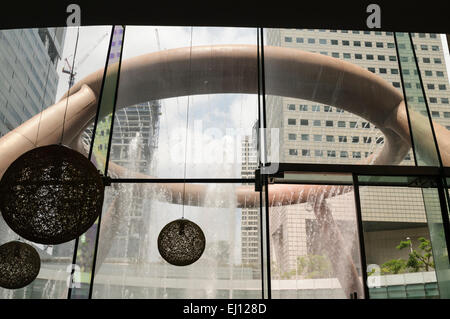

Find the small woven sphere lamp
[[0, 144, 104, 245], [158, 218, 206, 266], [0, 241, 41, 289]]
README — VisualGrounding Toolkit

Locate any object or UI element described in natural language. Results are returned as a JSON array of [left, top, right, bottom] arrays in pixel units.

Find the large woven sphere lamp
[[158, 218, 206, 266], [0, 144, 104, 245], [0, 241, 41, 289]]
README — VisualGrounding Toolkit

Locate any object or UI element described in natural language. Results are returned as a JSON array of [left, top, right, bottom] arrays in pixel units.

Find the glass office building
[[0, 28, 66, 137], [0, 25, 450, 299]]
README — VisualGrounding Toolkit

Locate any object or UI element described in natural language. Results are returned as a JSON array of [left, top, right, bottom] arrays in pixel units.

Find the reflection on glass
[[0, 25, 114, 299], [108, 26, 259, 179], [422, 188, 450, 297], [277, 172, 353, 185], [69, 26, 123, 299], [0, 218, 74, 299], [409, 33, 450, 167], [395, 32, 441, 166], [359, 186, 442, 298], [90, 26, 125, 173], [92, 183, 261, 298], [268, 183, 363, 299], [264, 29, 414, 166], [58, 26, 114, 161], [358, 175, 436, 187], [358, 175, 414, 186]]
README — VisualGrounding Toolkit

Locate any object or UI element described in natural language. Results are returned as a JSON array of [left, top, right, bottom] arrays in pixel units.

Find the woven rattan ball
[[0, 241, 41, 289], [0, 145, 104, 245], [158, 219, 206, 266]]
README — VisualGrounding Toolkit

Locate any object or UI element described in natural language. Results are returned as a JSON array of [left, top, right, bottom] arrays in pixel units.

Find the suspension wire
[[60, 27, 80, 145], [34, 28, 64, 146], [182, 27, 194, 219]]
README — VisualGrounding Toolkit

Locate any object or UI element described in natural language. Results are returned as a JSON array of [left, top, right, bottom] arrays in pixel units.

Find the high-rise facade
[[0, 28, 66, 258], [0, 28, 66, 137], [106, 101, 161, 262], [240, 135, 259, 265], [265, 29, 449, 278]]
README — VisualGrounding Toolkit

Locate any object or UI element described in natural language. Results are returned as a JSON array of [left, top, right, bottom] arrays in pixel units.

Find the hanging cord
[[34, 29, 64, 146], [60, 27, 81, 145], [181, 27, 194, 220]]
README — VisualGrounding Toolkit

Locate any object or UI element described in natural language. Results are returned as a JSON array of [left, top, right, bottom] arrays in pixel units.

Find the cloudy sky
[[56, 26, 259, 179]]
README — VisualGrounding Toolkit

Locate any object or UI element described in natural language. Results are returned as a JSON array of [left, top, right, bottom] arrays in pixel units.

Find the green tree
[[397, 237, 434, 272], [380, 259, 407, 274], [381, 237, 434, 274]]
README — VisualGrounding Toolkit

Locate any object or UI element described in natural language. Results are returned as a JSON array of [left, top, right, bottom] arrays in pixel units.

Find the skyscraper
[[0, 28, 66, 258], [106, 101, 161, 262], [265, 29, 449, 278], [240, 135, 259, 265], [0, 28, 66, 137]]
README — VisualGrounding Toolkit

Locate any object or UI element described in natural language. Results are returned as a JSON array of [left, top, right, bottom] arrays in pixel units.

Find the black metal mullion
[[442, 176, 450, 220], [259, 27, 272, 299], [270, 163, 441, 177], [352, 173, 370, 299], [259, 28, 268, 166], [88, 25, 126, 299], [107, 178, 255, 184], [263, 176, 271, 299], [256, 27, 265, 300], [103, 33, 126, 176], [272, 180, 353, 186], [68, 25, 116, 300], [256, 28, 262, 169], [357, 182, 431, 187], [436, 177, 450, 264], [87, 26, 116, 161], [407, 32, 444, 168], [393, 32, 419, 167]]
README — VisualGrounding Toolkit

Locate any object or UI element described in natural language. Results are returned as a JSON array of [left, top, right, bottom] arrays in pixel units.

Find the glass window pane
[[359, 186, 447, 299], [395, 32, 441, 166], [0, 26, 110, 173], [264, 28, 415, 166], [70, 25, 125, 299], [108, 26, 258, 179], [269, 183, 364, 299], [410, 33, 450, 167], [0, 25, 112, 299], [91, 183, 262, 298]]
